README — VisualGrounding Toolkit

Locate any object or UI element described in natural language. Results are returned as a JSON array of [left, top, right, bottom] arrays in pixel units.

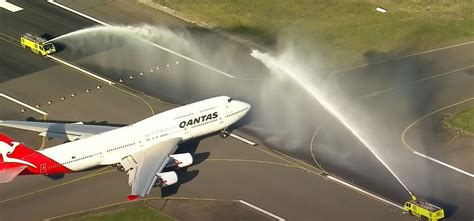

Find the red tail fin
[[0, 133, 34, 182], [0, 133, 72, 180]]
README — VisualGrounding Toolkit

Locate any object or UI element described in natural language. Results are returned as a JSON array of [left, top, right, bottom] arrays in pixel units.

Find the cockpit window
[[227, 98, 233, 103]]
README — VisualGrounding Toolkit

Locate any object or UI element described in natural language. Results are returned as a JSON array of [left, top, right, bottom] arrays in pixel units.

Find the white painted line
[[356, 64, 474, 99], [331, 40, 474, 74], [0, 0, 23, 12], [140, 40, 235, 78], [239, 200, 285, 221], [230, 133, 257, 146], [47, 0, 236, 79], [47, 0, 108, 26], [0, 93, 48, 116], [414, 151, 473, 178], [326, 175, 404, 210], [47, 55, 114, 85]]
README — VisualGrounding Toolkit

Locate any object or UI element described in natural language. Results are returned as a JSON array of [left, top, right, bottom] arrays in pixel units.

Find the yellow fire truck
[[404, 196, 445, 221], [20, 33, 56, 56]]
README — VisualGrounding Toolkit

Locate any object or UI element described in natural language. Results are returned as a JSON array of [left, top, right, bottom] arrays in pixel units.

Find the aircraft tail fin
[[0, 133, 39, 182]]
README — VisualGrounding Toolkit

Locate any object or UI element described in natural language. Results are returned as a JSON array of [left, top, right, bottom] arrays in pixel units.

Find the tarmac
[[0, 0, 472, 220]]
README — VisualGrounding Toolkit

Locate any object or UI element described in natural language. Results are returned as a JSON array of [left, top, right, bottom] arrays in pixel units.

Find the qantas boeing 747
[[0, 96, 250, 200]]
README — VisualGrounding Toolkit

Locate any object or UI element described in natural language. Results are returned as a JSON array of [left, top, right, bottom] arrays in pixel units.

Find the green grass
[[72, 205, 175, 221], [445, 106, 474, 135], [156, 0, 474, 68]]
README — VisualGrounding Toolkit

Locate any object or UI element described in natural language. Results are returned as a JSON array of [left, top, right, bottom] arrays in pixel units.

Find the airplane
[[0, 96, 250, 200]]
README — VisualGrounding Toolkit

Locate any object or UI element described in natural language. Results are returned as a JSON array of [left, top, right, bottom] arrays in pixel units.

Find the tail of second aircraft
[[0, 133, 71, 183]]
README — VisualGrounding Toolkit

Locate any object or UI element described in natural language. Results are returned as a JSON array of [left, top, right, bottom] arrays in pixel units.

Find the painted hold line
[[414, 151, 473, 178], [0, 93, 48, 116], [239, 200, 285, 221], [230, 133, 257, 146], [47, 55, 114, 85], [326, 175, 404, 210], [47, 0, 236, 79], [0, 0, 23, 12]]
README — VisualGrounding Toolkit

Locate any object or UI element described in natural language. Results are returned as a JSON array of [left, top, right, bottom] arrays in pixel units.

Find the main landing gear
[[220, 128, 230, 138]]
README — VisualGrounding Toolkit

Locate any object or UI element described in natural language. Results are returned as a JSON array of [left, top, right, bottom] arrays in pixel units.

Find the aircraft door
[[40, 163, 46, 174]]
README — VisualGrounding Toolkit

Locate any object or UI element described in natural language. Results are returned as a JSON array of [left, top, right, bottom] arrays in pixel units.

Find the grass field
[[154, 0, 474, 68], [72, 205, 175, 221], [445, 106, 474, 135]]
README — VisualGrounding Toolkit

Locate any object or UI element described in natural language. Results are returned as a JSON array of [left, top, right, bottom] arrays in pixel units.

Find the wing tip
[[127, 195, 140, 201]]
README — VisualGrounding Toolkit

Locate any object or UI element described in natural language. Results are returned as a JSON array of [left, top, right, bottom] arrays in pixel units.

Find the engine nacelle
[[166, 153, 193, 169], [156, 171, 178, 187]]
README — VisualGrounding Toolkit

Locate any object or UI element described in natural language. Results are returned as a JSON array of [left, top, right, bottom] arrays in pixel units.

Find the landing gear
[[115, 163, 125, 172], [220, 128, 230, 138]]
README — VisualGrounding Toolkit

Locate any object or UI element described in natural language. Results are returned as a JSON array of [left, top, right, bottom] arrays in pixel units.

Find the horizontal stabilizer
[[0, 163, 27, 183]]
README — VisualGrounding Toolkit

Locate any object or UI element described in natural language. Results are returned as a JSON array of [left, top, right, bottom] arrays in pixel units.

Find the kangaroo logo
[[0, 141, 36, 168]]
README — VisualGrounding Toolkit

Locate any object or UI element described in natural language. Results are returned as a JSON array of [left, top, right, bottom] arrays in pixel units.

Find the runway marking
[[47, 0, 237, 79], [230, 133, 257, 145], [0, 93, 48, 116], [0, 0, 23, 12], [271, 149, 327, 174], [326, 175, 403, 210], [331, 41, 474, 74], [0, 32, 17, 41], [239, 200, 285, 221], [116, 82, 178, 107], [309, 119, 331, 174], [401, 97, 474, 177], [199, 158, 303, 170], [46, 0, 108, 25], [0, 33, 20, 46], [414, 151, 473, 178], [356, 64, 474, 99], [248, 144, 309, 171], [46, 55, 114, 85], [0, 168, 114, 204], [110, 84, 155, 116]]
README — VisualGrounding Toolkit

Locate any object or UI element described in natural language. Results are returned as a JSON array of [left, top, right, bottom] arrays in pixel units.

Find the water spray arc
[[49, 26, 236, 79], [251, 49, 414, 197]]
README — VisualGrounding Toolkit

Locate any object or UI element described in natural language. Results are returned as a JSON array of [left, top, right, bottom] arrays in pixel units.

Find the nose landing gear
[[220, 128, 230, 138]]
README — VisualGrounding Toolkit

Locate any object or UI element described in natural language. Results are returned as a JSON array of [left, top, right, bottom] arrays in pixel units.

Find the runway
[[0, 0, 472, 220]]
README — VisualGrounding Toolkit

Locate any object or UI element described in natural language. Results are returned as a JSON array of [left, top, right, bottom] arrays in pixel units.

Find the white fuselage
[[39, 96, 250, 171]]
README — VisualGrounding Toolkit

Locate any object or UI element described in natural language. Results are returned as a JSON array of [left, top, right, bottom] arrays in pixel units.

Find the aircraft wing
[[0, 120, 117, 141], [124, 138, 181, 200]]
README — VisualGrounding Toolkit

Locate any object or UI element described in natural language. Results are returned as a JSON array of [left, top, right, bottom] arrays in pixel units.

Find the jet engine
[[165, 153, 193, 169], [156, 171, 178, 187]]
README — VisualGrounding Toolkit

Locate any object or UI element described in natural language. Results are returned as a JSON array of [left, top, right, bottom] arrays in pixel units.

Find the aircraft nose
[[234, 100, 251, 114]]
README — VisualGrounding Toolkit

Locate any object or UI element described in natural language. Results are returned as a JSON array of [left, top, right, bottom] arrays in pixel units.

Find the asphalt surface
[[0, 0, 472, 220]]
